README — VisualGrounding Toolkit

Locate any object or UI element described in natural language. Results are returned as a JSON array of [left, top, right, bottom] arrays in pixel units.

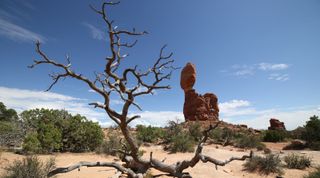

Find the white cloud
[[88, 89, 96, 93], [0, 17, 46, 43], [83, 22, 105, 40], [268, 73, 289, 81], [219, 100, 273, 117], [129, 111, 183, 127], [0, 86, 106, 123], [258, 63, 289, 71], [220, 100, 250, 112]]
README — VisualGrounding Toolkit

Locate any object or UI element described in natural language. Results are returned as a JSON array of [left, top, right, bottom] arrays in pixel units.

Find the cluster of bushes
[[136, 125, 165, 143], [0, 102, 24, 147], [134, 121, 204, 153], [283, 115, 320, 150], [21, 109, 104, 153], [208, 127, 265, 150], [0, 102, 18, 122], [134, 121, 267, 153], [263, 130, 287, 142], [96, 130, 145, 158], [243, 153, 312, 175], [284, 153, 311, 169], [96, 131, 122, 156], [162, 121, 197, 153], [243, 154, 283, 175], [302, 115, 320, 150]]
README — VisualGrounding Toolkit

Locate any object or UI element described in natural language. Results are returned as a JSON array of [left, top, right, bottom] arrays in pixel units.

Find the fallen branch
[[47, 161, 143, 178]]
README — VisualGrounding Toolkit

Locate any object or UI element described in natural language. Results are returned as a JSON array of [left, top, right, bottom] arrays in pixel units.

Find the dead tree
[[30, 2, 252, 178]]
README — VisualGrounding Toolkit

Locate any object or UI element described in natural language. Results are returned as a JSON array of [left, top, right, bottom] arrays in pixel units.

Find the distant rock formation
[[268, 118, 286, 130], [180, 63, 219, 121]]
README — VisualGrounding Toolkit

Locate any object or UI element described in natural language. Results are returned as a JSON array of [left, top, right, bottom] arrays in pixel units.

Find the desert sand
[[0, 143, 319, 178]]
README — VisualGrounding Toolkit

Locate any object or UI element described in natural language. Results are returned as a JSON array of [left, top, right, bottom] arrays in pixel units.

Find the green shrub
[[0, 121, 16, 135], [37, 123, 62, 153], [21, 109, 104, 153], [22, 132, 41, 154], [188, 122, 202, 142], [1, 156, 55, 178], [167, 131, 195, 153], [289, 126, 306, 140], [304, 167, 320, 178], [136, 125, 165, 143], [263, 130, 286, 142], [243, 154, 283, 175], [163, 121, 183, 144], [62, 115, 104, 152], [208, 127, 236, 145], [0, 102, 18, 122], [303, 115, 320, 150], [284, 153, 311, 169], [0, 121, 24, 147], [235, 134, 264, 149], [96, 131, 122, 156]]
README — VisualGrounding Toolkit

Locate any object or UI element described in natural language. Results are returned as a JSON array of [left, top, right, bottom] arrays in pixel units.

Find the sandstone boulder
[[268, 118, 286, 130], [180, 62, 196, 92]]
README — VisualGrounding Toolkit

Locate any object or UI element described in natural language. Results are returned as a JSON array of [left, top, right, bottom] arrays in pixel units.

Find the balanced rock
[[268, 118, 286, 130], [180, 62, 196, 92], [180, 63, 219, 121]]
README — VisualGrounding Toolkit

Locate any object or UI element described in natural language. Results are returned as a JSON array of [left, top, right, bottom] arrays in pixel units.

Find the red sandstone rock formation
[[180, 63, 219, 121], [268, 118, 286, 130], [180, 63, 196, 92]]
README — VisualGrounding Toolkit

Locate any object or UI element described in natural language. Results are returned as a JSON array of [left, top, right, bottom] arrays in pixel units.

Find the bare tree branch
[[47, 161, 143, 178]]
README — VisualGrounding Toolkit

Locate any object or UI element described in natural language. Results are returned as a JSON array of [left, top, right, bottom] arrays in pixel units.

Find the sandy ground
[[0, 143, 319, 178]]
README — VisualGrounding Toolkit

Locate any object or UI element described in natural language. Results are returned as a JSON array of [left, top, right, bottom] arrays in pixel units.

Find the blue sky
[[1, 0, 320, 129]]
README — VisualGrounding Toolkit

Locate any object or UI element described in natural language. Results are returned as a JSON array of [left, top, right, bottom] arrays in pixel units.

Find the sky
[[1, 0, 320, 130]]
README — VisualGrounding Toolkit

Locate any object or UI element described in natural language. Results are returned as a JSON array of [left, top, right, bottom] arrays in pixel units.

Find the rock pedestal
[[180, 63, 219, 121], [268, 118, 286, 130]]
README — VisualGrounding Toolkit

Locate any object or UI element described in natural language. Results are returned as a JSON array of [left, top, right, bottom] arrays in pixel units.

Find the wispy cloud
[[258, 63, 289, 71], [268, 73, 289, 81], [83, 22, 105, 40], [231, 65, 255, 76], [224, 62, 290, 80], [0, 17, 46, 43]]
